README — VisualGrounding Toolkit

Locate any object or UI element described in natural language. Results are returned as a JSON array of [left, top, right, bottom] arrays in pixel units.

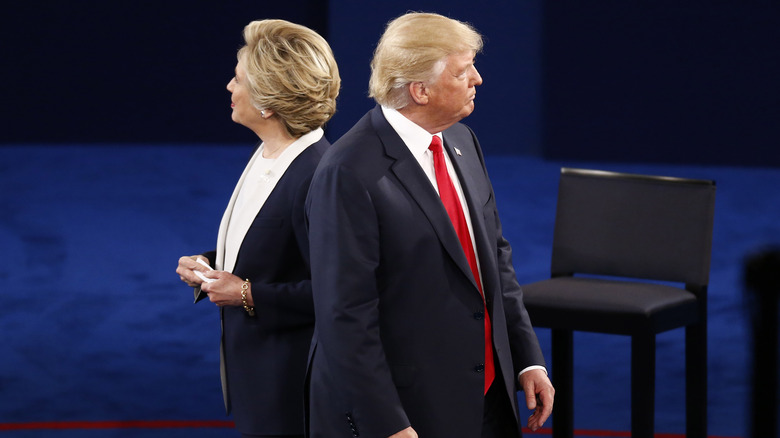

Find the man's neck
[[398, 105, 456, 134]]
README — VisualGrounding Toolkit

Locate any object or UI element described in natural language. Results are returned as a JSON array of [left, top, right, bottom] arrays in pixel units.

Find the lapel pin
[[454, 147, 462, 156]]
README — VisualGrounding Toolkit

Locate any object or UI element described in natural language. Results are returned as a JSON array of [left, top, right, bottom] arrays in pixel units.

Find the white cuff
[[517, 365, 548, 381]]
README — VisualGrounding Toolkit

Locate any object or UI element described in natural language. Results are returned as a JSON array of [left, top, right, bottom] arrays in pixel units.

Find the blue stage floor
[[1, 144, 778, 437]]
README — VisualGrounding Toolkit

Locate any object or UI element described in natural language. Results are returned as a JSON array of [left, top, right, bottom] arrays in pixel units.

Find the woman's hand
[[176, 255, 211, 287], [200, 271, 251, 307]]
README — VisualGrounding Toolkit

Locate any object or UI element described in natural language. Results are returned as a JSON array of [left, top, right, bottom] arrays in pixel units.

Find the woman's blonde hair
[[368, 12, 483, 109], [238, 19, 340, 137]]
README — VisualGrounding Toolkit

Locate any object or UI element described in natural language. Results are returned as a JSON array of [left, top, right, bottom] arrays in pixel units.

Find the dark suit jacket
[[304, 107, 545, 438], [199, 137, 329, 436]]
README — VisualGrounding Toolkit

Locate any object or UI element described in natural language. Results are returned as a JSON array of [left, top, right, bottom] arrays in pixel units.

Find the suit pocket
[[390, 365, 417, 388]]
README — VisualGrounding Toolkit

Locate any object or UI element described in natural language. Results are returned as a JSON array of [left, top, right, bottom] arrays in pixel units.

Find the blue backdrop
[[540, 2, 780, 166], [325, 0, 543, 156], [4, 1, 778, 166]]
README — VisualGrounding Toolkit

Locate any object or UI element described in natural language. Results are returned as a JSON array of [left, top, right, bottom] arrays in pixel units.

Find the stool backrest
[[551, 168, 716, 286]]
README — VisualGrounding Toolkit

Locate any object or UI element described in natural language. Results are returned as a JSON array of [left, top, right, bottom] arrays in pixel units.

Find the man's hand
[[519, 368, 555, 431], [388, 426, 417, 438]]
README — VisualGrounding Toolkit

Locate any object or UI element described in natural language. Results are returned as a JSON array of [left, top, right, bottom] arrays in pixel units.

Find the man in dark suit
[[305, 12, 554, 438]]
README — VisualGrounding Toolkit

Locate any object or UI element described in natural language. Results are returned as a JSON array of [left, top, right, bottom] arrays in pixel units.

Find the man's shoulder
[[443, 121, 476, 140], [334, 118, 378, 148], [324, 110, 385, 164], [333, 107, 383, 144]]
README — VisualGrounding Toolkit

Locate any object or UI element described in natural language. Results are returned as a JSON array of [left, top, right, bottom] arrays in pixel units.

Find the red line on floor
[[0, 420, 235, 430], [521, 427, 742, 438]]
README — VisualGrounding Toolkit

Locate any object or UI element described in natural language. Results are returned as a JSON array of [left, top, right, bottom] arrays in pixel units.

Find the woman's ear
[[259, 108, 275, 119], [408, 82, 429, 105]]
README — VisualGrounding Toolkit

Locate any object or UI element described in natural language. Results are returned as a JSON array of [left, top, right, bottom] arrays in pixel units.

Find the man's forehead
[[445, 51, 476, 66]]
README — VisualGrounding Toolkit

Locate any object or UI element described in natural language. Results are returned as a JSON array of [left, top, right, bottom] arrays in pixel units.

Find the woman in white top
[[175, 19, 340, 438]]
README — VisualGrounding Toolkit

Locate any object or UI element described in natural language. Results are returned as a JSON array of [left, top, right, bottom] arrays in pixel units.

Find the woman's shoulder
[[288, 136, 329, 170]]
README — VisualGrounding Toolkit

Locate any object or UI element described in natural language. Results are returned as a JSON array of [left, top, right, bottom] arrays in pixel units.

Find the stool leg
[[687, 317, 708, 438], [551, 329, 573, 438], [631, 332, 655, 438]]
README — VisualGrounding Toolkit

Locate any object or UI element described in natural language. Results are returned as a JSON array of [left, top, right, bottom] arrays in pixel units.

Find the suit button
[[474, 311, 484, 320], [474, 364, 485, 373], [345, 413, 359, 436]]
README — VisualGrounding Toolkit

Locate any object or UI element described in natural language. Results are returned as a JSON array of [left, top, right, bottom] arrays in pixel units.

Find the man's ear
[[408, 82, 429, 105]]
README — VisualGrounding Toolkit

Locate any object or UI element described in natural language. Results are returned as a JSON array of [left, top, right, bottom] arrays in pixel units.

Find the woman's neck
[[256, 123, 297, 159], [262, 137, 296, 159]]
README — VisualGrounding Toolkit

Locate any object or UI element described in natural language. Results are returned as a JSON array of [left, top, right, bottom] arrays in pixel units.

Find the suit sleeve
[[495, 215, 547, 379], [248, 175, 315, 330], [306, 162, 411, 437], [469, 128, 546, 379]]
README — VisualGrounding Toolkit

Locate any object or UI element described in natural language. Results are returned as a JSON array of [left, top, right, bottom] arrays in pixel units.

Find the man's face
[[425, 51, 483, 127]]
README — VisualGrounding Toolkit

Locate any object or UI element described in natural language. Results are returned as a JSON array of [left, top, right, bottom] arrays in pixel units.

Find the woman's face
[[226, 60, 260, 130]]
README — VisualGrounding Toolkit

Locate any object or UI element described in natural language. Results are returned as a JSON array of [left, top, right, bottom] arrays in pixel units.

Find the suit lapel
[[370, 108, 479, 292], [215, 145, 261, 271], [442, 130, 498, 303]]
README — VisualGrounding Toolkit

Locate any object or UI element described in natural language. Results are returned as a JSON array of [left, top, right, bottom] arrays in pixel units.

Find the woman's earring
[[260, 110, 266, 117]]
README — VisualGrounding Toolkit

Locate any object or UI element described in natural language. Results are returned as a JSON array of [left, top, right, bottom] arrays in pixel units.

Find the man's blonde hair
[[368, 12, 483, 109], [238, 19, 340, 137]]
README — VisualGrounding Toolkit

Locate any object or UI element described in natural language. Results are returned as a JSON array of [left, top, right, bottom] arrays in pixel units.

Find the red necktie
[[429, 135, 494, 394]]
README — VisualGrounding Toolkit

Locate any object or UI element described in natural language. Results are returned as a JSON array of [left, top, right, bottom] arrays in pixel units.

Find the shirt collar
[[381, 106, 442, 159]]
